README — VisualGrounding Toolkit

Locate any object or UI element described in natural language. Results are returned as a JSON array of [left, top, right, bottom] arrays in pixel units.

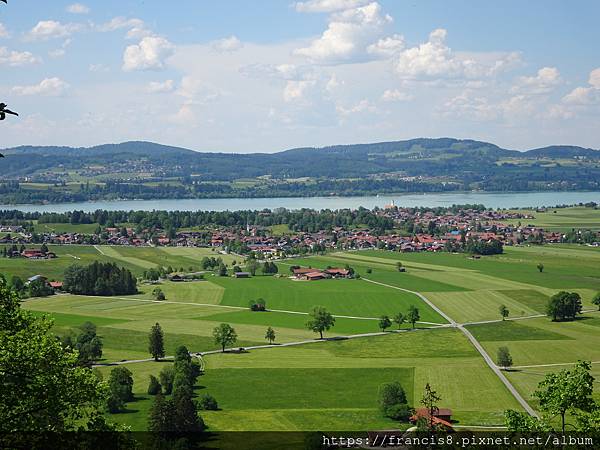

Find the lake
[[1, 191, 599, 213]]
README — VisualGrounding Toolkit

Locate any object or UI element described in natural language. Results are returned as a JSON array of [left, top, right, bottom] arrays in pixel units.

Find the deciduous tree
[[306, 306, 336, 339], [213, 323, 237, 352]]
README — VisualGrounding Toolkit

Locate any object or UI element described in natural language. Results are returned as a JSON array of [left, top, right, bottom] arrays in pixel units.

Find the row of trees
[[379, 306, 421, 332]]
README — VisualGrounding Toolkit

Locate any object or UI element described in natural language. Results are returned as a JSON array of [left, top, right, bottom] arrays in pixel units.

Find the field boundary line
[[77, 295, 445, 326]]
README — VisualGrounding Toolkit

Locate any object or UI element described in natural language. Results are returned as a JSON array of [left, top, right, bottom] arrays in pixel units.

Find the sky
[[0, 0, 599, 152]]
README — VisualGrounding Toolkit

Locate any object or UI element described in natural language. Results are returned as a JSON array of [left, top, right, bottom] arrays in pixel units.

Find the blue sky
[[1, 0, 599, 152]]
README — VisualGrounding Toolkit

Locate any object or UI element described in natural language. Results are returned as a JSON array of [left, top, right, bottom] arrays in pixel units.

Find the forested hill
[[1, 138, 600, 204], [2, 138, 599, 180]]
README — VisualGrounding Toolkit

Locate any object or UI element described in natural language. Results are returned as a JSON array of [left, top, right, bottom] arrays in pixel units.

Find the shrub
[[198, 394, 219, 411], [384, 403, 413, 421]]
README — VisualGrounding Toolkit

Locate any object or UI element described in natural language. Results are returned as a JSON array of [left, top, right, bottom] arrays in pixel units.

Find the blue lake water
[[1, 191, 599, 212]]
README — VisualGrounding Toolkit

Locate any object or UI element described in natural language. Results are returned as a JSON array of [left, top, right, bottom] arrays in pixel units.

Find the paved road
[[93, 327, 433, 368], [362, 277, 539, 418]]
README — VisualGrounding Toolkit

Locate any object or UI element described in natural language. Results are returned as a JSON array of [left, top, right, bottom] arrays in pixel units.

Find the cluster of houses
[[2, 207, 599, 257]]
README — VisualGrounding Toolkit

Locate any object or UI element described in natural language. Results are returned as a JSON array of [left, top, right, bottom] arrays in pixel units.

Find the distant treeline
[[0, 205, 491, 233]]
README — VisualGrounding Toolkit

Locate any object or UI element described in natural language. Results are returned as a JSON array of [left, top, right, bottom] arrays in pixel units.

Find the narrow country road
[[93, 326, 435, 368], [362, 277, 539, 418]]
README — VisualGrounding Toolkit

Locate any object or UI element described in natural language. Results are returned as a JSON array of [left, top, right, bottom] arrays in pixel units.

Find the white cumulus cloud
[[27, 20, 81, 41], [294, 2, 394, 64], [395, 29, 520, 80], [0, 47, 39, 66], [122, 36, 175, 71], [12, 77, 70, 96], [295, 0, 371, 13], [511, 67, 562, 95]]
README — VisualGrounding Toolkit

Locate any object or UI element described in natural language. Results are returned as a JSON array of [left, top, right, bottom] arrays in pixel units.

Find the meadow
[[97, 328, 522, 431], [6, 241, 600, 431]]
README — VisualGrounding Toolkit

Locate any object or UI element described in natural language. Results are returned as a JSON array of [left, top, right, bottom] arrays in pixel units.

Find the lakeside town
[[2, 205, 599, 261]]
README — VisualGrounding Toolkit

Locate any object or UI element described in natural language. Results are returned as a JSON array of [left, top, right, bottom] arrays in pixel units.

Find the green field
[[98, 329, 522, 431], [504, 207, 600, 231], [8, 241, 600, 431]]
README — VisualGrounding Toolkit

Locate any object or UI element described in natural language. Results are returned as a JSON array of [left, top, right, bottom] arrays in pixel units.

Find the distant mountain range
[[1, 138, 599, 204]]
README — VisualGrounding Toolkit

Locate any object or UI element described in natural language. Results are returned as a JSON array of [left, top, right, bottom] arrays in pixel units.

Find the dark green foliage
[[107, 367, 134, 413], [496, 346, 513, 369], [592, 293, 600, 311], [406, 305, 420, 328], [261, 262, 279, 275], [0, 275, 110, 432], [63, 261, 137, 296], [159, 366, 175, 395], [547, 291, 583, 321], [148, 323, 165, 361], [249, 298, 267, 311], [465, 238, 504, 255], [306, 306, 335, 339], [198, 394, 218, 411], [148, 394, 177, 433], [379, 315, 392, 332], [379, 381, 410, 421], [28, 279, 54, 298], [148, 375, 162, 396], [75, 321, 103, 366], [213, 323, 238, 352]]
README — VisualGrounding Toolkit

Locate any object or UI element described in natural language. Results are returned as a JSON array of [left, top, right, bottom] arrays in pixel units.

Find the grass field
[[8, 241, 600, 430], [98, 328, 522, 431], [504, 207, 600, 231]]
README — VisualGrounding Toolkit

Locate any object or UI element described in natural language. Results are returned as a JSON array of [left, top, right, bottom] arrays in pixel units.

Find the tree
[[593, 292, 600, 311], [152, 287, 166, 301], [148, 375, 162, 395], [393, 312, 405, 330], [406, 305, 420, 329], [379, 381, 409, 419], [28, 278, 54, 298], [535, 361, 596, 433], [149, 323, 165, 361], [537, 263, 545, 273], [75, 321, 103, 366], [198, 394, 219, 411], [148, 394, 177, 433], [247, 260, 260, 276], [305, 306, 336, 339], [546, 291, 583, 321], [379, 315, 392, 332], [499, 304, 509, 321], [107, 367, 134, 413], [497, 346, 513, 370], [396, 261, 405, 272], [249, 298, 267, 311], [265, 326, 276, 344], [217, 263, 228, 277], [10, 275, 24, 293], [159, 366, 175, 395], [213, 323, 237, 352], [0, 276, 110, 432], [420, 383, 441, 431]]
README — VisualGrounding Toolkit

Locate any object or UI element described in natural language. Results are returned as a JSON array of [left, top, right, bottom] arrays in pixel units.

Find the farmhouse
[[21, 249, 56, 259], [410, 408, 454, 430]]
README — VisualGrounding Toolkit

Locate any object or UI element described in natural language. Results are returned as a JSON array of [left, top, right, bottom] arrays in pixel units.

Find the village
[[1, 206, 599, 262]]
